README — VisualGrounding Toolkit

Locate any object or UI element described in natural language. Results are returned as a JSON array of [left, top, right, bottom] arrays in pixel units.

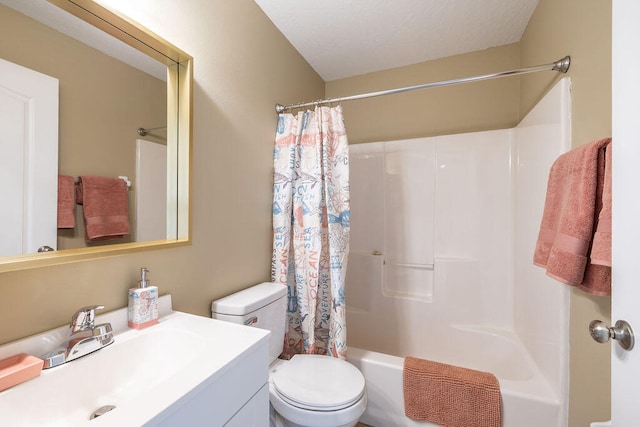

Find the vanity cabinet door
[[224, 384, 269, 427]]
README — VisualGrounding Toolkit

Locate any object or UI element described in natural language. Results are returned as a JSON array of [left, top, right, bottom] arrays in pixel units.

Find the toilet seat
[[271, 354, 365, 411]]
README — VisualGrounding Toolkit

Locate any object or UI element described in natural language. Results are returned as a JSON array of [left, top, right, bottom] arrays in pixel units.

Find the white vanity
[[0, 295, 270, 426]]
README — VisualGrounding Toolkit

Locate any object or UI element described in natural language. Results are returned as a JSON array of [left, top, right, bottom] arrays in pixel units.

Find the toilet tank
[[211, 282, 287, 363]]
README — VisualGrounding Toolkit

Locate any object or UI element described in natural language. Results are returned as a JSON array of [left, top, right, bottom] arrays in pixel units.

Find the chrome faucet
[[41, 305, 114, 369]]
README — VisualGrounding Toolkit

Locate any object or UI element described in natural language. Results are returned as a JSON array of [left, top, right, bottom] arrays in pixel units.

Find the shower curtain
[[271, 106, 350, 360]]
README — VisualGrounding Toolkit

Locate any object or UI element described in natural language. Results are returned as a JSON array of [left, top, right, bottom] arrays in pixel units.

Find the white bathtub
[[347, 326, 562, 427]]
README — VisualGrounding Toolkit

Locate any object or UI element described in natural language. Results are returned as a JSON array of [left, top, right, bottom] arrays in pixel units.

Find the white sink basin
[[0, 296, 270, 426]]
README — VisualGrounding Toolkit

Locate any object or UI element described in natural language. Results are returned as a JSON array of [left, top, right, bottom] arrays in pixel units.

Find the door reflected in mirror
[[0, 0, 191, 271]]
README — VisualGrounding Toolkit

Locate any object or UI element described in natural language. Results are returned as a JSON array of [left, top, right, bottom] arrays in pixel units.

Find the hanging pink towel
[[57, 175, 76, 229], [403, 356, 501, 427], [533, 138, 611, 296], [591, 142, 612, 267], [75, 176, 129, 242]]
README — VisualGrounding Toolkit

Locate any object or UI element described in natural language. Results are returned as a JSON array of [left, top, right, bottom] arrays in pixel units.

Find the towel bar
[[73, 176, 131, 190]]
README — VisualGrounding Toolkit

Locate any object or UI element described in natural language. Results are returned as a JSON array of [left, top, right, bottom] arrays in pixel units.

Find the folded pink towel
[[533, 138, 611, 296], [57, 175, 75, 229], [403, 356, 501, 427], [76, 176, 129, 242]]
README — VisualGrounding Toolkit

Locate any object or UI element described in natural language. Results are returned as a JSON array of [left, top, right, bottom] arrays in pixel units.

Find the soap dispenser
[[128, 267, 158, 329]]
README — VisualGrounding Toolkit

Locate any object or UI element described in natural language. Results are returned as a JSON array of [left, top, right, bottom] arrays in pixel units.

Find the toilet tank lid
[[211, 282, 287, 316]]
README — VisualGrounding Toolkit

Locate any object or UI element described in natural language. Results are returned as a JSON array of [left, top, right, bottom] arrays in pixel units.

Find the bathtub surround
[[347, 79, 571, 426], [271, 106, 350, 359]]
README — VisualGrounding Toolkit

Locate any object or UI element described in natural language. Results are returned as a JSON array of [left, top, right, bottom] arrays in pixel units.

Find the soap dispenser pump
[[128, 267, 159, 329]]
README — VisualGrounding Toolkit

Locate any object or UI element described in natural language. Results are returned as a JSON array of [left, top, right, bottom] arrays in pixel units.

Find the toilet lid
[[271, 354, 365, 411]]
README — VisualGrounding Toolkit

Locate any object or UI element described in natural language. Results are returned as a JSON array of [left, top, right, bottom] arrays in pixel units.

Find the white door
[[0, 58, 58, 256], [610, 0, 640, 424]]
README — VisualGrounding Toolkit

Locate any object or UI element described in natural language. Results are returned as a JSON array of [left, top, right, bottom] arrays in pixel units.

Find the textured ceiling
[[255, 0, 540, 81]]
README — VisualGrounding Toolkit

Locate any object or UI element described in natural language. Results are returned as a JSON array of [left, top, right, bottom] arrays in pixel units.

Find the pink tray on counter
[[0, 353, 44, 392]]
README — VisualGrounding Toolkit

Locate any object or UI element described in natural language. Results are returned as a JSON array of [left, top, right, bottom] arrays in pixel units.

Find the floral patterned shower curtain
[[271, 105, 350, 360]]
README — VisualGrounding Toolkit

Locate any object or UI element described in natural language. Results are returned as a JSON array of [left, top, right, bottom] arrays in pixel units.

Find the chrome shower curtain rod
[[275, 55, 571, 114]]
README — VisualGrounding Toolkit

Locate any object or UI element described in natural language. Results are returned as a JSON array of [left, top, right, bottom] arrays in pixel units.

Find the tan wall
[[0, 5, 167, 250], [519, 0, 612, 148], [520, 1, 613, 426], [0, 1, 323, 344], [326, 43, 520, 144]]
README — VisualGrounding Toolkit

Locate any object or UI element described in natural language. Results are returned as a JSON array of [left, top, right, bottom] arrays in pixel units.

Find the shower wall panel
[[348, 129, 513, 352], [383, 138, 436, 300], [434, 130, 513, 328], [513, 78, 571, 399]]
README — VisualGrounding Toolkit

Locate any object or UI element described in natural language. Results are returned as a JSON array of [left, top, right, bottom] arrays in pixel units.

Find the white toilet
[[211, 282, 366, 427]]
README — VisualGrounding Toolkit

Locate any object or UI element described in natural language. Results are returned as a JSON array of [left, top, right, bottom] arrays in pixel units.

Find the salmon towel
[[591, 140, 612, 267], [533, 138, 611, 296], [403, 356, 501, 427], [57, 175, 76, 228], [75, 176, 129, 242]]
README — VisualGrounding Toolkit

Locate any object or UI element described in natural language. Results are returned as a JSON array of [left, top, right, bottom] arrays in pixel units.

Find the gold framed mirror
[[0, 0, 192, 273]]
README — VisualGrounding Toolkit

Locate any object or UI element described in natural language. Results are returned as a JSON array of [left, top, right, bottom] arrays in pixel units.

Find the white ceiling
[[255, 0, 540, 81]]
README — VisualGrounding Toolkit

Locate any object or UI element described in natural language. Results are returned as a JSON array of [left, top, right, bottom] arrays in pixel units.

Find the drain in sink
[[89, 405, 116, 420]]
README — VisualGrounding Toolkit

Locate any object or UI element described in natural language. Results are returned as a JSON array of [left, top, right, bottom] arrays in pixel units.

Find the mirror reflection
[[0, 0, 174, 257]]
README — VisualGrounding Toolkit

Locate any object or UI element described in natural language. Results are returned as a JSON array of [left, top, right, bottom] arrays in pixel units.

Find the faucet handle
[[70, 305, 104, 333]]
